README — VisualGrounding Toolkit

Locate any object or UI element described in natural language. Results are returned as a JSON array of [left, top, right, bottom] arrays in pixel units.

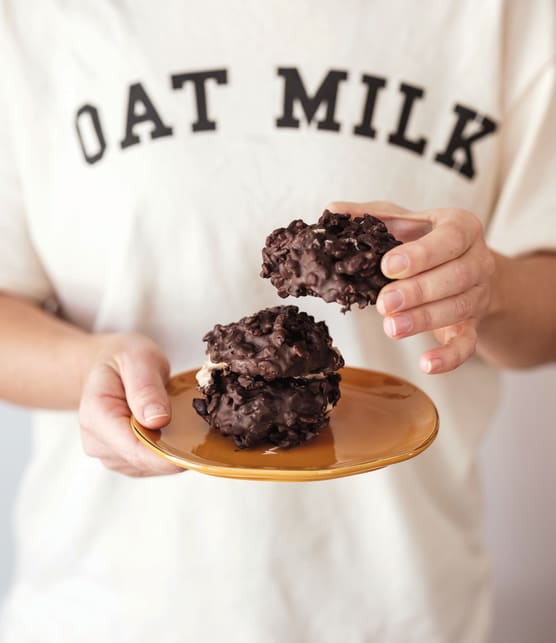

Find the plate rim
[[130, 366, 440, 482]]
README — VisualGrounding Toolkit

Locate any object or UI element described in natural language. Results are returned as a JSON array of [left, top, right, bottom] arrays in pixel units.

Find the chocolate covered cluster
[[261, 210, 402, 312], [193, 371, 341, 449], [202, 305, 344, 379], [193, 306, 343, 449]]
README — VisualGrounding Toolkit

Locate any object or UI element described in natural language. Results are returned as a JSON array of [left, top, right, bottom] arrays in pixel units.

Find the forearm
[[477, 251, 556, 369], [0, 293, 111, 409]]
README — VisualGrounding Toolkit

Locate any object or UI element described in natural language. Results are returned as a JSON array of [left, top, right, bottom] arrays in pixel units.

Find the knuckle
[[78, 416, 95, 447], [469, 212, 485, 235], [482, 250, 496, 278], [446, 341, 464, 370], [468, 327, 478, 354], [116, 347, 145, 372], [453, 260, 473, 287], [454, 325, 477, 365], [129, 443, 145, 471], [410, 242, 429, 271], [129, 383, 165, 408], [100, 458, 118, 472], [124, 468, 147, 478], [127, 343, 156, 361], [102, 460, 141, 477], [131, 441, 155, 473], [458, 336, 474, 364], [78, 415, 89, 437], [449, 223, 467, 254], [81, 437, 97, 458], [117, 340, 165, 365], [476, 284, 490, 313], [161, 462, 183, 475], [454, 293, 472, 320], [419, 306, 434, 331], [77, 400, 92, 427], [78, 418, 96, 443], [458, 209, 483, 235], [128, 442, 180, 477], [411, 277, 427, 306], [80, 430, 104, 459], [454, 343, 466, 367]]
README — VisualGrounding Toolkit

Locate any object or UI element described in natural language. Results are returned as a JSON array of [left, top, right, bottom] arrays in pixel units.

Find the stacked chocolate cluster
[[192, 305, 344, 449]]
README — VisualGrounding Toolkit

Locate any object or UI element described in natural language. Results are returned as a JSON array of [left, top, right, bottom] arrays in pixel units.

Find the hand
[[328, 201, 496, 374], [79, 333, 183, 476]]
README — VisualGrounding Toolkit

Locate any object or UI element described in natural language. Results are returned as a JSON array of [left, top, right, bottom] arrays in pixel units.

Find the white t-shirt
[[1, 1, 555, 642]]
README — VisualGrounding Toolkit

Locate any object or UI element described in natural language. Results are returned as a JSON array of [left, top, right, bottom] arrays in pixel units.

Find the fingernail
[[384, 315, 412, 337], [383, 253, 408, 277], [144, 404, 170, 422], [377, 290, 403, 315], [423, 358, 442, 374]]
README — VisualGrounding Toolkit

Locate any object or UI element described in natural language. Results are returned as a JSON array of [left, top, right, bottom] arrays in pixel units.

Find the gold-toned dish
[[131, 367, 438, 482]]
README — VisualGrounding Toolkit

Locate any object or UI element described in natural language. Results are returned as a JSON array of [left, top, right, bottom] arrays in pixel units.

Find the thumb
[[117, 348, 172, 429]]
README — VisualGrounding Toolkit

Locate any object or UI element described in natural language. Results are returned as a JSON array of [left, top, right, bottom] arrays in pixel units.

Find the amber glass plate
[[131, 367, 438, 482]]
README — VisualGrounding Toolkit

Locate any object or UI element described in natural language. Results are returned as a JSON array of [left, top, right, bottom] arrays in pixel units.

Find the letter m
[[276, 68, 348, 132]]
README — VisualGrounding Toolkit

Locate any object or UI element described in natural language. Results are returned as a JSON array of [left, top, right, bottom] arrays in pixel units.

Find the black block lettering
[[276, 68, 348, 132], [75, 104, 106, 165], [353, 74, 387, 139], [387, 83, 427, 155], [171, 70, 228, 132], [120, 82, 173, 149], [434, 105, 497, 179]]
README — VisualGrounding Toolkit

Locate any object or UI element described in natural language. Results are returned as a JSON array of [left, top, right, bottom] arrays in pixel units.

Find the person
[[0, 1, 555, 641]]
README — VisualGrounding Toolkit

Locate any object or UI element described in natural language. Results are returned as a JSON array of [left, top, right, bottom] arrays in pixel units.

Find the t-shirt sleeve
[[0, 91, 54, 303], [486, 58, 556, 257]]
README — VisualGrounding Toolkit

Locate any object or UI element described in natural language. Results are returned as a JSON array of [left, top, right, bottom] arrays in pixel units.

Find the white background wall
[[1, 367, 555, 641]]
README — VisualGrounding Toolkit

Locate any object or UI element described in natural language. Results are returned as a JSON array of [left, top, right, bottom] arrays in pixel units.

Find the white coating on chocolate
[[196, 357, 228, 388], [292, 372, 327, 380]]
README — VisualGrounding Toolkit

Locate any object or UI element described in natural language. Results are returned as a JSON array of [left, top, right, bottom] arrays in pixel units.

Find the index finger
[[381, 213, 477, 279]]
